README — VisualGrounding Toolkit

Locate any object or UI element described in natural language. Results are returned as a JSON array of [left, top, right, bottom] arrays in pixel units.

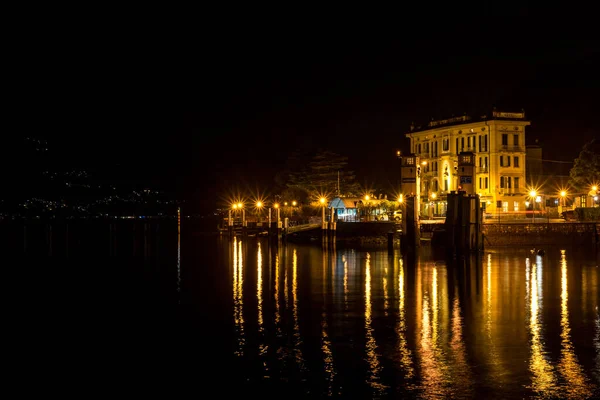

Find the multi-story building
[[405, 109, 530, 215]]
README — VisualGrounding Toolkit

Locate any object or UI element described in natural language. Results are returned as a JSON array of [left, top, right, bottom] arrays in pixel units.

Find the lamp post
[[529, 190, 537, 223], [256, 201, 263, 225], [320, 197, 327, 228], [559, 191, 566, 215]]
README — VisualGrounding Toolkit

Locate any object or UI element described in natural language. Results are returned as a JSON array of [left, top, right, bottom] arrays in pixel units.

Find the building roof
[[329, 197, 390, 209], [329, 197, 362, 209], [407, 109, 529, 134]]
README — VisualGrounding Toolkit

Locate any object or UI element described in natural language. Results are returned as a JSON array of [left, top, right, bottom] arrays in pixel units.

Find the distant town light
[[292, 200, 297, 206]]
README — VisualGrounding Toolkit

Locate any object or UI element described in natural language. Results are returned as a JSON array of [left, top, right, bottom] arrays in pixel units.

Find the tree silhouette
[[568, 139, 600, 191]]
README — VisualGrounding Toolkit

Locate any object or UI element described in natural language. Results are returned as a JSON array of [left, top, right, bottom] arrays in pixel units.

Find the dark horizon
[[5, 23, 599, 214]]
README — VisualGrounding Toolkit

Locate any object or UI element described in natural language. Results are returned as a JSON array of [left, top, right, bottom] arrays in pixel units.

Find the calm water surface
[[3, 222, 599, 398]]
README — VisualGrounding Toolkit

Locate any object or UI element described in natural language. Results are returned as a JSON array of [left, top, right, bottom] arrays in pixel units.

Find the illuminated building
[[405, 109, 530, 215]]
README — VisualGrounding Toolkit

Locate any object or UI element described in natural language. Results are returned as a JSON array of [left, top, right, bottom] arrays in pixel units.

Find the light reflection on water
[[224, 239, 599, 398], [232, 237, 244, 356], [364, 253, 385, 395], [558, 250, 593, 399]]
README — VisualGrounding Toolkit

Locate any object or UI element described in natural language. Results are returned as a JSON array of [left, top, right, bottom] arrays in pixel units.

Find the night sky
[[9, 19, 599, 214]]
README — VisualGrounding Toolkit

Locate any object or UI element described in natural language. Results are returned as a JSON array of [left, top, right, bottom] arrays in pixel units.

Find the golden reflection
[[397, 257, 414, 380], [284, 249, 289, 312], [321, 248, 335, 394], [343, 254, 348, 311], [485, 254, 499, 365], [257, 242, 263, 330], [365, 252, 385, 393], [419, 294, 445, 398], [595, 306, 599, 379], [450, 295, 472, 397], [383, 266, 389, 317], [233, 237, 245, 356], [557, 251, 592, 398], [528, 255, 557, 395], [432, 266, 438, 345], [292, 249, 305, 369], [322, 312, 335, 396], [274, 252, 280, 326], [176, 233, 181, 303]]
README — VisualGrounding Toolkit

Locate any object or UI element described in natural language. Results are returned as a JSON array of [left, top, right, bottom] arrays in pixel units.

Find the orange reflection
[[484, 253, 501, 380], [365, 252, 385, 394], [528, 255, 557, 396], [397, 257, 414, 380], [257, 242, 263, 330], [321, 247, 335, 396], [557, 251, 593, 398], [383, 265, 389, 317], [343, 254, 348, 311], [417, 262, 450, 399], [450, 295, 472, 397], [233, 237, 245, 356], [274, 251, 280, 326], [176, 233, 181, 303], [292, 249, 305, 369]]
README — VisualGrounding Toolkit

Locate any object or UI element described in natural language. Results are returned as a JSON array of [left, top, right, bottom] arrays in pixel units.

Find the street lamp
[[256, 201, 263, 222], [274, 202, 280, 223], [319, 197, 326, 223], [237, 202, 245, 227], [529, 190, 537, 223]]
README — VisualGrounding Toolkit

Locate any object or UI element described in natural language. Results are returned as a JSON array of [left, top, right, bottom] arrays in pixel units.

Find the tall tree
[[283, 149, 361, 199], [568, 139, 600, 192]]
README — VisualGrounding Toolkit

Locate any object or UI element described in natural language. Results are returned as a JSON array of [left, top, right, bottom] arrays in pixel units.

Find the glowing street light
[[431, 193, 437, 200], [319, 197, 327, 225], [292, 200, 297, 207], [528, 190, 537, 223], [364, 195, 370, 201], [398, 194, 403, 203], [560, 190, 567, 209]]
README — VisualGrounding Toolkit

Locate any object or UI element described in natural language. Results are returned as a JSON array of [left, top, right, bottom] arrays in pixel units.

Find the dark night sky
[[9, 17, 599, 213]]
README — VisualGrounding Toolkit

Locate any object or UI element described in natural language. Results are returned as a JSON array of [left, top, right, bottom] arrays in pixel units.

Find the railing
[[483, 222, 598, 236], [477, 167, 489, 174]]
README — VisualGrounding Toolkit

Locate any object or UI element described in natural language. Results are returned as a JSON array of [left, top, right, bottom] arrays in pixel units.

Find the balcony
[[500, 145, 524, 152], [477, 167, 489, 174]]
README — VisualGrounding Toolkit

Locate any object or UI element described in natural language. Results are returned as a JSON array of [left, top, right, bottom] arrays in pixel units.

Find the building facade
[[405, 110, 530, 215]]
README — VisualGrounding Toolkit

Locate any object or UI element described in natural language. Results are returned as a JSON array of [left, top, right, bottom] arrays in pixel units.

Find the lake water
[[2, 221, 599, 398]]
